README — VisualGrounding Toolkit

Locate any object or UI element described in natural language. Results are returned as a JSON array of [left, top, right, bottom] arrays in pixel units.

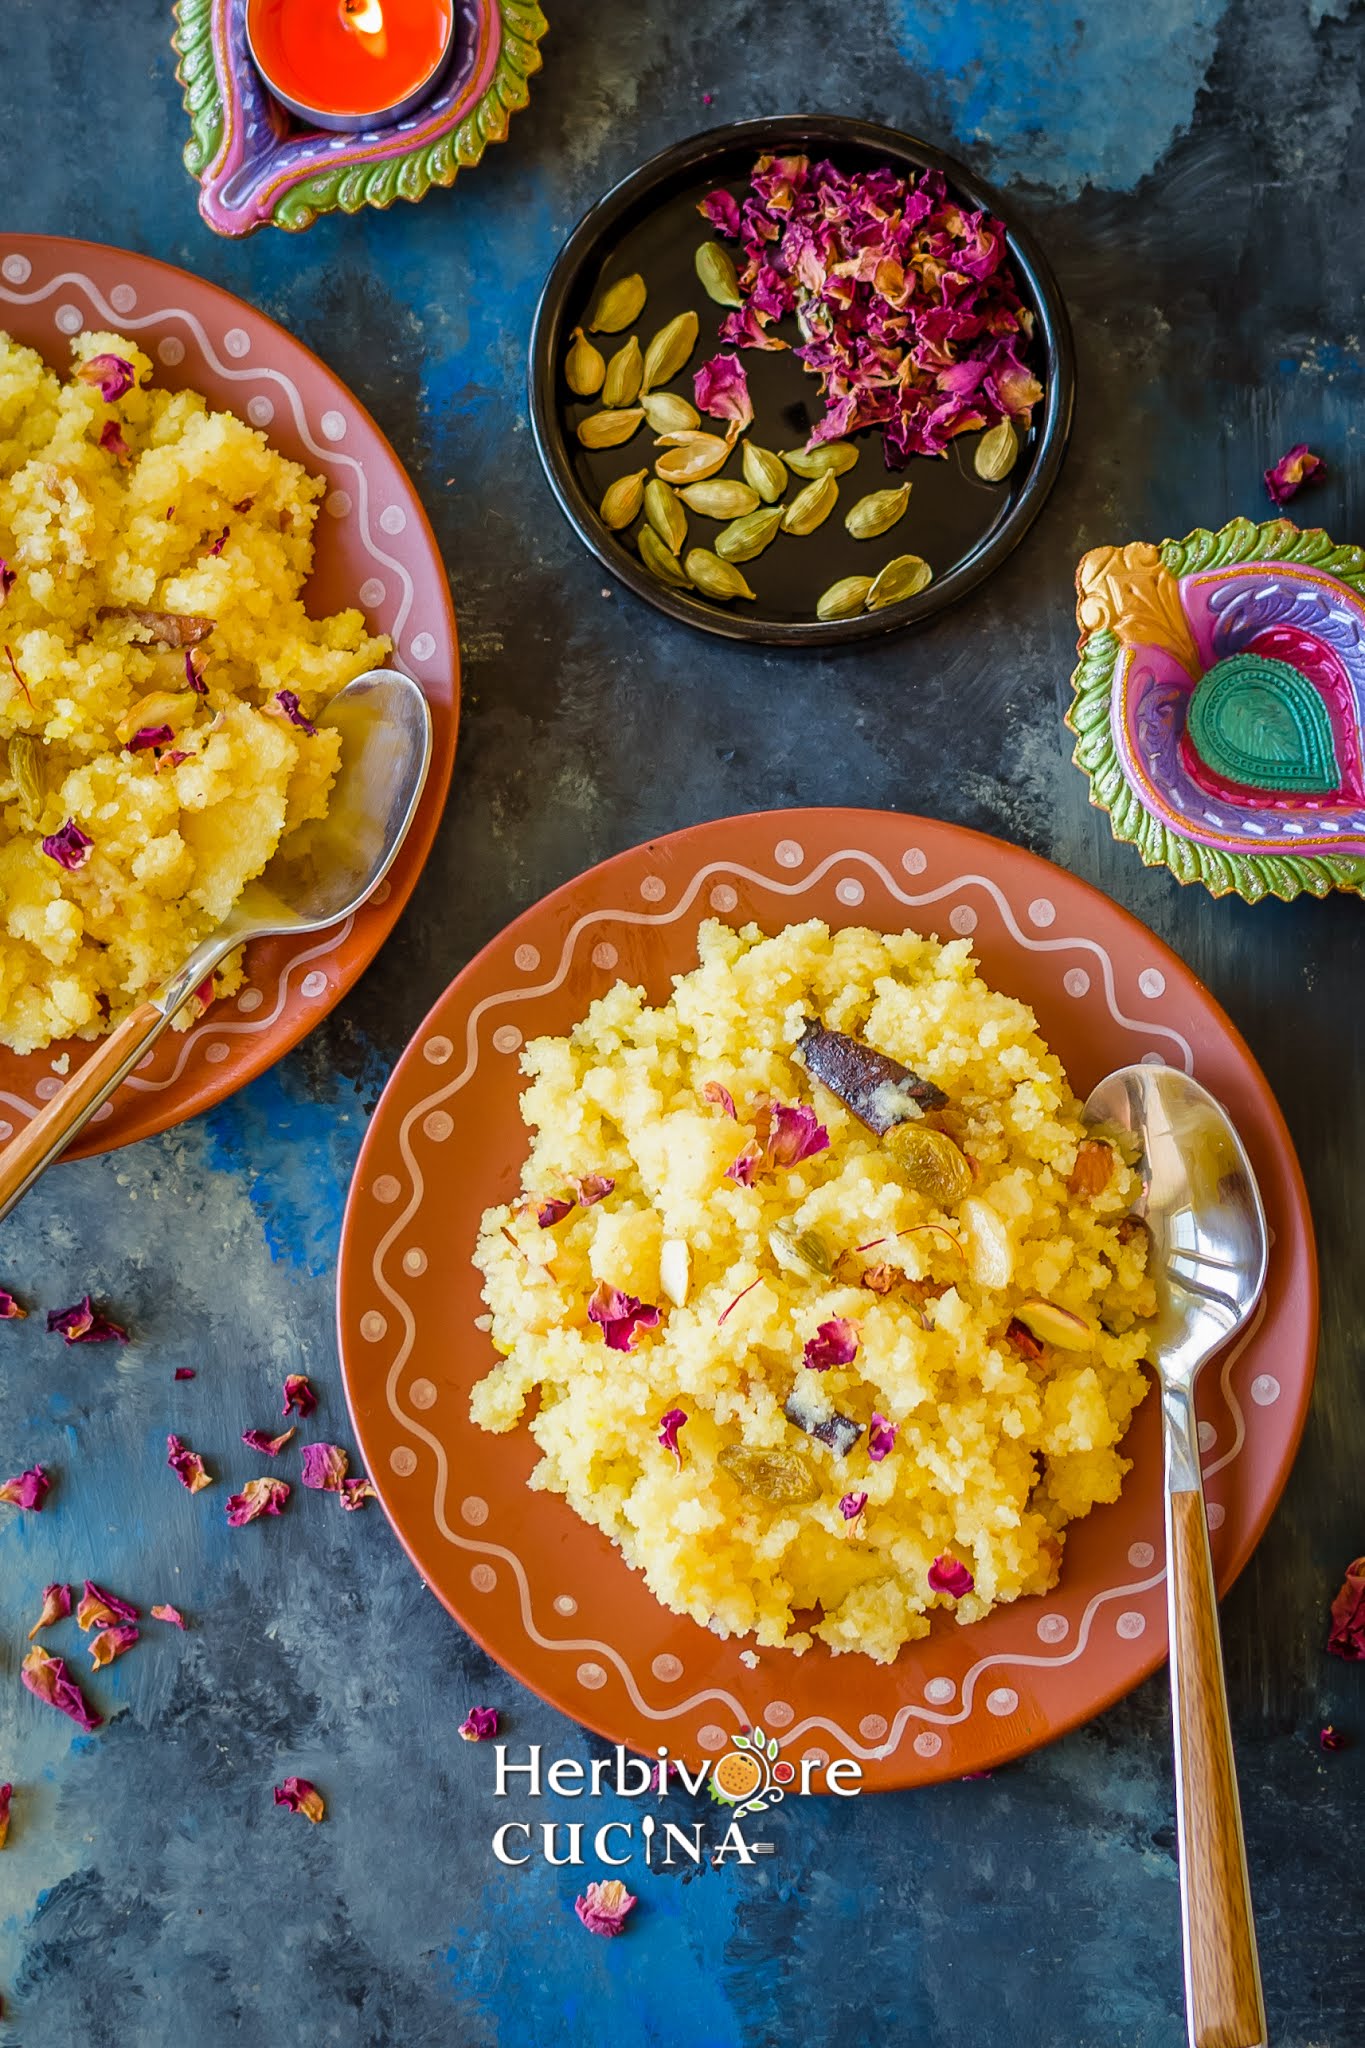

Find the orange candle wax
[[247, 0, 456, 131]]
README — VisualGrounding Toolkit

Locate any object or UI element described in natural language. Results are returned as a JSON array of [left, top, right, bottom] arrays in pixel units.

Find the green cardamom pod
[[641, 390, 700, 435], [695, 241, 743, 308], [768, 1222, 834, 1277], [640, 525, 693, 588], [844, 482, 911, 540], [577, 408, 644, 450], [684, 548, 756, 602], [866, 554, 933, 610], [816, 575, 874, 621], [974, 419, 1018, 482], [589, 273, 647, 334], [600, 469, 647, 531], [654, 433, 732, 485], [641, 311, 699, 393], [679, 480, 759, 520], [602, 336, 643, 409], [783, 441, 859, 479], [6, 734, 44, 818], [742, 443, 787, 503], [715, 505, 783, 563], [644, 479, 687, 555], [781, 471, 839, 535], [565, 325, 605, 398]]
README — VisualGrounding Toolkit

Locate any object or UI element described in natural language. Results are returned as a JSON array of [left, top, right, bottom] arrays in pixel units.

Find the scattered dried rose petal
[[167, 1432, 213, 1493], [587, 1282, 662, 1353], [20, 1646, 101, 1731], [300, 1442, 349, 1492], [77, 352, 135, 402], [868, 1412, 898, 1462], [536, 1196, 575, 1228], [1264, 443, 1326, 505], [150, 1603, 186, 1629], [0, 1781, 9, 1848], [241, 1425, 296, 1457], [46, 1295, 126, 1342], [702, 1081, 737, 1118], [340, 1476, 377, 1510], [233, 496, 255, 515], [658, 1407, 688, 1467], [89, 1623, 139, 1670], [27, 1583, 73, 1640], [803, 1317, 858, 1371], [226, 1477, 290, 1525], [0, 1288, 27, 1320], [725, 1140, 763, 1186], [572, 1174, 615, 1206], [0, 559, 14, 603], [764, 1103, 830, 1168], [207, 525, 229, 557], [1005, 1317, 1044, 1361], [126, 723, 175, 753], [928, 1554, 974, 1598], [459, 1706, 499, 1742], [0, 1466, 50, 1511], [282, 1373, 317, 1418], [1320, 1724, 1347, 1751], [839, 1491, 868, 1521], [694, 352, 754, 429], [1327, 1557, 1365, 1660], [76, 1581, 138, 1630], [185, 648, 208, 694], [174, 1366, 196, 1380], [99, 419, 130, 464], [273, 1776, 325, 1822], [575, 1877, 637, 1937], [40, 822, 94, 874], [274, 688, 317, 734]]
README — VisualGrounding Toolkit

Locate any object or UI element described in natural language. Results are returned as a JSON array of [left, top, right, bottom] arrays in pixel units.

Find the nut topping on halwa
[[1013, 1299, 1095, 1351], [1067, 1138, 1116, 1199]]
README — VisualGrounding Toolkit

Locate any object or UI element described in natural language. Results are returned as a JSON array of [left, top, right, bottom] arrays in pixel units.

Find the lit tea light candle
[[246, 0, 457, 133]]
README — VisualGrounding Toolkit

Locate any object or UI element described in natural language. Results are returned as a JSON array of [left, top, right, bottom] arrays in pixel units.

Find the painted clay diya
[[172, 0, 547, 235], [1069, 518, 1365, 902]]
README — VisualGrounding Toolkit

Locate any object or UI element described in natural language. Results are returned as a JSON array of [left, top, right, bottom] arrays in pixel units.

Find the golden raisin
[[882, 1123, 974, 1207], [1067, 1139, 1115, 1199], [718, 1444, 820, 1505]]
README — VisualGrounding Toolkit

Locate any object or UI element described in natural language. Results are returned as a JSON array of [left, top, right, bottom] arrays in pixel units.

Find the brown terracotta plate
[[338, 810, 1316, 1790], [0, 235, 458, 1158]]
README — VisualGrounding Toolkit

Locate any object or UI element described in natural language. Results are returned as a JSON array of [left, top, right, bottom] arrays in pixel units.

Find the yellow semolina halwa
[[0, 328, 389, 1053], [472, 919, 1155, 1664]]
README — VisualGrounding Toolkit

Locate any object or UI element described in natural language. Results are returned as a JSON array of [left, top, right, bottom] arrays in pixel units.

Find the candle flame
[[343, 0, 386, 35]]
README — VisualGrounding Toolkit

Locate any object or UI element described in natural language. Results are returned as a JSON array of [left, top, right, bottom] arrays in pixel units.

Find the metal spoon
[[0, 668, 432, 1224], [1084, 1064, 1268, 2048]]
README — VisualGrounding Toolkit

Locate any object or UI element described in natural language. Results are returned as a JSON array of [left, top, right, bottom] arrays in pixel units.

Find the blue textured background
[[2, 1, 1363, 2042]]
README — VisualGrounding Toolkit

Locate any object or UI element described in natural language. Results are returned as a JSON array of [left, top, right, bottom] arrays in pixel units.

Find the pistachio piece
[[816, 575, 873, 621], [601, 335, 643, 409], [742, 443, 787, 504], [654, 433, 732, 486], [866, 553, 932, 609], [644, 478, 688, 555], [695, 240, 743, 308], [639, 525, 693, 589], [684, 548, 756, 602], [641, 311, 699, 393], [1014, 1299, 1095, 1352], [6, 734, 43, 818], [784, 441, 859, 479], [565, 325, 606, 397], [974, 419, 1018, 482], [599, 469, 647, 531], [769, 1223, 833, 1279], [844, 482, 911, 540], [781, 471, 839, 535], [589, 272, 647, 334], [577, 408, 644, 450], [641, 390, 701, 435], [715, 505, 783, 563], [679, 479, 759, 520]]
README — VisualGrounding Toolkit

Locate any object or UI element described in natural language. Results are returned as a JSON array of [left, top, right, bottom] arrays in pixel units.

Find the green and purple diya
[[1069, 518, 1365, 902]]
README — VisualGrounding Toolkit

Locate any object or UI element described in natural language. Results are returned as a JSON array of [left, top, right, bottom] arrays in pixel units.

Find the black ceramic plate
[[528, 116, 1075, 647]]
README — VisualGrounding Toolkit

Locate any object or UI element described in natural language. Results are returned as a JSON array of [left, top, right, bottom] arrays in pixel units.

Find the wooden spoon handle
[[1166, 1487, 1266, 2048], [0, 1000, 166, 1223]]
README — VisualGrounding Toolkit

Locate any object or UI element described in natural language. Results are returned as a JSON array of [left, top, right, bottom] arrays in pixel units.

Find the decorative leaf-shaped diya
[[1069, 518, 1365, 902], [171, 0, 547, 237]]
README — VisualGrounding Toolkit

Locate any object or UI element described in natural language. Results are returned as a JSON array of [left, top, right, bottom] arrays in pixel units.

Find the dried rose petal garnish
[[99, 419, 131, 464], [274, 689, 317, 734], [1320, 1725, 1347, 1751], [174, 1366, 196, 1380], [76, 1581, 139, 1630], [126, 723, 175, 754], [150, 1603, 186, 1629], [702, 1081, 738, 1118], [587, 1282, 661, 1353], [77, 352, 135, 402], [207, 525, 229, 557], [658, 1407, 688, 1467], [868, 1412, 898, 1462], [185, 648, 208, 694], [241, 1425, 296, 1457], [0, 1288, 26, 1319], [839, 1490, 868, 1521], [928, 1554, 974, 1598], [300, 1442, 349, 1492], [0, 559, 15, 603], [575, 1878, 637, 1937], [803, 1318, 858, 1371], [1264, 443, 1326, 505], [694, 353, 753, 429], [763, 1103, 830, 1167], [0, 1466, 50, 1511], [166, 1433, 213, 1493], [27, 1583, 73, 1640], [1327, 1556, 1365, 1660], [340, 1476, 377, 1510], [0, 1782, 10, 1849], [226, 1477, 290, 1525], [273, 1776, 325, 1822], [89, 1623, 139, 1670], [725, 1140, 763, 1186], [572, 1174, 616, 1206], [46, 1295, 126, 1343], [20, 1646, 102, 1731], [536, 1196, 575, 1228], [459, 1706, 499, 1742], [282, 1373, 317, 1418], [40, 821, 94, 873]]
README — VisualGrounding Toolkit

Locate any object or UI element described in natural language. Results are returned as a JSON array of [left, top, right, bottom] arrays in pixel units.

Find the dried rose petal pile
[[702, 154, 1042, 466]]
